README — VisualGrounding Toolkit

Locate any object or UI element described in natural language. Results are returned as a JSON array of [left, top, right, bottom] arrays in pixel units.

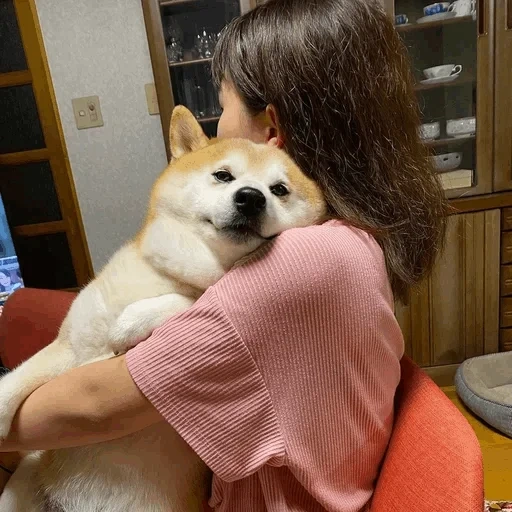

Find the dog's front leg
[[0, 340, 76, 443], [108, 293, 195, 355]]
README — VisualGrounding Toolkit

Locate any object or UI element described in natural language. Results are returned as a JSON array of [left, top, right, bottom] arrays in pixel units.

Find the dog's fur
[[0, 106, 326, 511]]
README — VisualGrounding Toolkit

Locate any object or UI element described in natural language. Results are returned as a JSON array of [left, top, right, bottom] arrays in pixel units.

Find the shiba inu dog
[[0, 106, 326, 511]]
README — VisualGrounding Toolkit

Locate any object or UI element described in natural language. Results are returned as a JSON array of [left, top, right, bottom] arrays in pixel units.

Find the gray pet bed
[[455, 352, 512, 438]]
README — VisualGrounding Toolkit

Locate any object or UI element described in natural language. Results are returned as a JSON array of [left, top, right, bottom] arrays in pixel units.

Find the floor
[[442, 386, 512, 501]]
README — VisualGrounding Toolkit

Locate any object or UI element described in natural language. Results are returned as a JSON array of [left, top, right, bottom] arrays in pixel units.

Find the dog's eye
[[270, 183, 289, 197], [213, 170, 235, 183]]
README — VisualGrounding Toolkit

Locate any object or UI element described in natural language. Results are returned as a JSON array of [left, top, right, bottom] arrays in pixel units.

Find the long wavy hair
[[212, 0, 448, 302]]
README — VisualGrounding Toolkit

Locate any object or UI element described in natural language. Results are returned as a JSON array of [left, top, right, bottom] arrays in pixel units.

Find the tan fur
[[0, 106, 326, 512]]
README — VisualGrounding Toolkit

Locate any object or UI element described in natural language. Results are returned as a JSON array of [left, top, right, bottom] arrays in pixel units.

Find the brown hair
[[212, 0, 448, 302]]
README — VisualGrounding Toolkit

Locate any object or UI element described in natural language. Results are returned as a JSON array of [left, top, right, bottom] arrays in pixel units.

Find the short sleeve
[[125, 288, 286, 482]]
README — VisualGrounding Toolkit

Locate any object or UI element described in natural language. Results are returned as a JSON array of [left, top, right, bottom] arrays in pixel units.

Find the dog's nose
[[234, 187, 266, 217]]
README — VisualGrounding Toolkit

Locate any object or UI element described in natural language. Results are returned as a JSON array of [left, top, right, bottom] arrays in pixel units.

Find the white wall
[[36, 0, 168, 272]]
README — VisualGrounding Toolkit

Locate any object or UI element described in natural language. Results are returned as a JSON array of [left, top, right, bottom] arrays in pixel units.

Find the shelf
[[169, 57, 212, 68], [160, 0, 197, 6], [415, 74, 475, 91], [426, 134, 476, 148], [198, 116, 220, 123], [396, 15, 475, 33], [160, 0, 207, 15]]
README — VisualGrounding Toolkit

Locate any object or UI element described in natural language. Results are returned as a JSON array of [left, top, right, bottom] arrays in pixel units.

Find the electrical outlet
[[145, 83, 159, 115], [72, 96, 104, 129]]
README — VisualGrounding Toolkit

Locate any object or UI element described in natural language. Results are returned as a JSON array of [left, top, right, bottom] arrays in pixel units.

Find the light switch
[[145, 83, 159, 115], [72, 95, 104, 129]]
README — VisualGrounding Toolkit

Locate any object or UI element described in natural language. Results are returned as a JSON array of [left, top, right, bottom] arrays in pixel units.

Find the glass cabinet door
[[159, 0, 245, 138], [392, 0, 494, 198]]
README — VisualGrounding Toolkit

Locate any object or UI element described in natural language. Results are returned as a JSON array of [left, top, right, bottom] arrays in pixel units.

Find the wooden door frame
[[142, 0, 175, 160], [0, 0, 94, 285], [493, 0, 512, 190]]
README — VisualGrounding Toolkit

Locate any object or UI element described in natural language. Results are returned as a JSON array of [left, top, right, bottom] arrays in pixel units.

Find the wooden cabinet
[[141, 1, 512, 385], [396, 210, 501, 384], [142, 0, 254, 159], [387, 0, 512, 198], [493, 0, 512, 190], [390, 0, 495, 198]]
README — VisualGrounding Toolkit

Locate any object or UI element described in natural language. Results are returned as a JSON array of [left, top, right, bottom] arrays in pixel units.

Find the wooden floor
[[443, 386, 512, 501]]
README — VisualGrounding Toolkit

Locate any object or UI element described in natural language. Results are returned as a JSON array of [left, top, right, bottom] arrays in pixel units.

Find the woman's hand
[[0, 451, 21, 492]]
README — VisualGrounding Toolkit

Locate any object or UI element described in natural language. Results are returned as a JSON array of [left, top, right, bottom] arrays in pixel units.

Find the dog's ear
[[169, 106, 209, 160]]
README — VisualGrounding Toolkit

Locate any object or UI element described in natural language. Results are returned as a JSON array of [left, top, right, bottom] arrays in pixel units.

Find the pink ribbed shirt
[[126, 220, 404, 512]]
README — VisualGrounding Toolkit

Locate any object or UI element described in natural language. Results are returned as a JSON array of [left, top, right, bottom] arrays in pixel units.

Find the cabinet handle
[[508, 0, 512, 30], [478, 0, 486, 35]]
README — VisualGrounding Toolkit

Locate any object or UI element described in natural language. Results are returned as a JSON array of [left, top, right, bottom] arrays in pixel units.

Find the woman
[[0, 0, 446, 510], [0, 270, 22, 295]]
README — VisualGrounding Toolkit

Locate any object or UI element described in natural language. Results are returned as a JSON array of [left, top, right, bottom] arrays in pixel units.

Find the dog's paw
[[108, 306, 148, 355]]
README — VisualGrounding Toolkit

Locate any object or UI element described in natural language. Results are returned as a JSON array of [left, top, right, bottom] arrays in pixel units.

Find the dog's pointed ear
[[169, 106, 209, 160]]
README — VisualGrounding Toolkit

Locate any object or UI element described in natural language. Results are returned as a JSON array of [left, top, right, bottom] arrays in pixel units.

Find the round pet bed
[[455, 352, 512, 438]]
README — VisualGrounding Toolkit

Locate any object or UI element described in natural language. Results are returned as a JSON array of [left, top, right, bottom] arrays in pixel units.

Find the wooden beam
[[0, 70, 32, 88], [450, 191, 512, 214], [0, 148, 49, 166], [13, 220, 66, 237]]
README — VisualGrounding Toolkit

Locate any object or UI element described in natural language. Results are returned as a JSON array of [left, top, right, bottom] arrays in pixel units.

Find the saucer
[[417, 12, 456, 23], [449, 132, 476, 139], [420, 74, 460, 85]]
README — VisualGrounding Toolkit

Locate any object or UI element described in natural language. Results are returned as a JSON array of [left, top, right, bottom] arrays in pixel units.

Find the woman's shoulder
[[235, 220, 385, 276], [219, 220, 391, 303]]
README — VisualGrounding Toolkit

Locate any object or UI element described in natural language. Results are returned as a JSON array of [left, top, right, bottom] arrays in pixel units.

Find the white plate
[[420, 75, 460, 85], [417, 12, 456, 23], [396, 22, 412, 27]]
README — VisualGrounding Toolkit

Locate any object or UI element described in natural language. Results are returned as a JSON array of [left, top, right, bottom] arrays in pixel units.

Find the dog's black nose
[[234, 187, 266, 217]]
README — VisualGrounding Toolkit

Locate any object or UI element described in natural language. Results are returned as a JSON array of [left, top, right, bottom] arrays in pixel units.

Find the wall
[[36, 0, 168, 272]]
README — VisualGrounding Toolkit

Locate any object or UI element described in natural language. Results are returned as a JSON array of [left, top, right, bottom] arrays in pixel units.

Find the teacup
[[448, 0, 476, 16], [446, 117, 476, 137], [395, 14, 409, 25], [424, 2, 450, 15], [423, 64, 462, 79], [419, 122, 441, 141]]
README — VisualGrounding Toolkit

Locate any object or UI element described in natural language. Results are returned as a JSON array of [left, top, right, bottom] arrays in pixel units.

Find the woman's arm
[[0, 355, 163, 452]]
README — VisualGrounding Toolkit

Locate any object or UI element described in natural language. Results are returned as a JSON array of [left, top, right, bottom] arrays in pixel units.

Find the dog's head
[[150, 106, 327, 257]]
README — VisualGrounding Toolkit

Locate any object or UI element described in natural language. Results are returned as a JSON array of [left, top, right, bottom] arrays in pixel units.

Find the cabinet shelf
[[396, 15, 475, 33], [160, 0, 197, 5], [415, 74, 475, 91], [198, 115, 220, 123], [426, 135, 476, 148], [169, 57, 212, 68]]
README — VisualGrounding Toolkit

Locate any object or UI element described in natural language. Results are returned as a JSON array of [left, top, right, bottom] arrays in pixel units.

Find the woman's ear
[[265, 104, 284, 148]]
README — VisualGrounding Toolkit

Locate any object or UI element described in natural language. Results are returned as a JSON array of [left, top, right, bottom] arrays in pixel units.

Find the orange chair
[[371, 356, 484, 511], [0, 288, 484, 511]]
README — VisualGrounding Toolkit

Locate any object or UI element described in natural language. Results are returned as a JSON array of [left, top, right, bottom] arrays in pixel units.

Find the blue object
[[424, 3, 449, 15], [0, 194, 25, 307], [395, 14, 409, 25]]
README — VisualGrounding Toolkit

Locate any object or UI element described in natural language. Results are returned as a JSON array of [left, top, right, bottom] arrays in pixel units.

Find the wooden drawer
[[501, 297, 512, 327], [502, 209, 512, 231], [501, 328, 512, 351], [501, 266, 512, 296], [502, 232, 512, 264]]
